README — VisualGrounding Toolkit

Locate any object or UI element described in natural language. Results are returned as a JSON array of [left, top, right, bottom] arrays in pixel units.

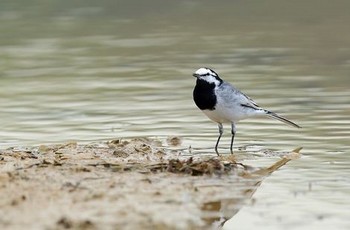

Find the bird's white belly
[[202, 102, 255, 123], [202, 107, 245, 123]]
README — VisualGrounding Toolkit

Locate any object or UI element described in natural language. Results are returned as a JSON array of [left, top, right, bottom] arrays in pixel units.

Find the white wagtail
[[192, 67, 301, 156]]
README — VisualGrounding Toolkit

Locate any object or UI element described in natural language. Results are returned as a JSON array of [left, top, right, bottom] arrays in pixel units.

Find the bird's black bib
[[193, 79, 217, 111]]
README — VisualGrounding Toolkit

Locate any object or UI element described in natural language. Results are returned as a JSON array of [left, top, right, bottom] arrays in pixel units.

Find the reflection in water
[[201, 195, 253, 228], [200, 149, 301, 229]]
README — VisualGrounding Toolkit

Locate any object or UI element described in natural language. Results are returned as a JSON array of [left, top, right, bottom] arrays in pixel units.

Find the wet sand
[[0, 138, 300, 230]]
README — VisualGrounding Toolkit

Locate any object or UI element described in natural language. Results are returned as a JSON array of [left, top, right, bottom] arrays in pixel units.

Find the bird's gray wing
[[219, 82, 301, 128], [221, 82, 262, 110], [240, 92, 261, 109]]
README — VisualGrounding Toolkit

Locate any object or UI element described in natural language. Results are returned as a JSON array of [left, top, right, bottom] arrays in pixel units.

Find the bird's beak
[[193, 73, 199, 78]]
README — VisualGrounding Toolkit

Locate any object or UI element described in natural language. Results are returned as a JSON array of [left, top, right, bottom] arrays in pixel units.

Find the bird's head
[[192, 67, 223, 86]]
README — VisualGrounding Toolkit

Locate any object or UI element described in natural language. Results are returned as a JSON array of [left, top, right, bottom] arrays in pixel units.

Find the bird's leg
[[215, 123, 223, 156], [230, 123, 236, 154]]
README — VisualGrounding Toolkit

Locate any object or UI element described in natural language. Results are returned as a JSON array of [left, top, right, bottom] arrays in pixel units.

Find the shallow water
[[1, 0, 350, 229]]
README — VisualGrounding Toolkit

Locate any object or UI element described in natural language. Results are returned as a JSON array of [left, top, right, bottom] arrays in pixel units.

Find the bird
[[192, 67, 301, 156]]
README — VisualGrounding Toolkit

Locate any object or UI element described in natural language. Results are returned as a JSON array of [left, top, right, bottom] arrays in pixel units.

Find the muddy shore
[[0, 138, 300, 230]]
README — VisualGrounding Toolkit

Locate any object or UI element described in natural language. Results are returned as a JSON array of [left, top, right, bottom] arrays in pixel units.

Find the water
[[1, 0, 350, 229]]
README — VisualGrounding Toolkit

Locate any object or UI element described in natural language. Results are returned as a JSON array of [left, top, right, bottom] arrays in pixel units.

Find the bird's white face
[[193, 68, 222, 86]]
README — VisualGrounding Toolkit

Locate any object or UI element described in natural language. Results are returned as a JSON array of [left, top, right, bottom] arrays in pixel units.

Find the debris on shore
[[0, 138, 301, 230]]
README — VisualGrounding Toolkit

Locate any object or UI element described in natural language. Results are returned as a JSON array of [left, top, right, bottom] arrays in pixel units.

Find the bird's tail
[[265, 110, 301, 128]]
